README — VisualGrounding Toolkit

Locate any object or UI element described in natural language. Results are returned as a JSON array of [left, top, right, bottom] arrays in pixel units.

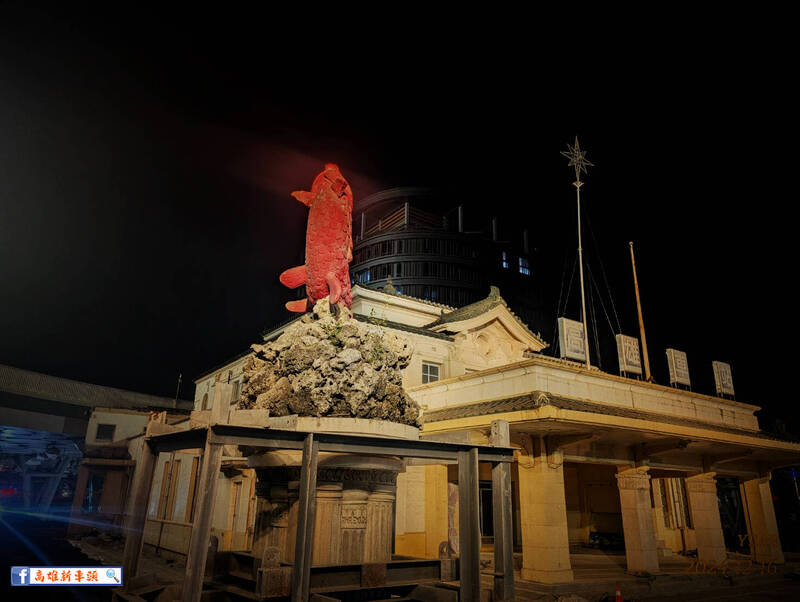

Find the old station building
[[112, 283, 798, 587]]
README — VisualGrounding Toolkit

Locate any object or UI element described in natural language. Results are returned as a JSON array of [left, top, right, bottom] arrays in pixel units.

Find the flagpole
[[629, 241, 652, 381], [562, 137, 594, 370], [174, 372, 183, 405], [576, 181, 591, 369]]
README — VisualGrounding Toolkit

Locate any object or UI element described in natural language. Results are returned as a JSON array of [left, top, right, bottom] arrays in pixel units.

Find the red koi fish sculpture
[[279, 163, 354, 312]]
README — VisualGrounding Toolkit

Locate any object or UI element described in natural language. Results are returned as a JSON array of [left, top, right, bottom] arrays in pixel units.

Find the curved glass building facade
[[350, 188, 543, 329]]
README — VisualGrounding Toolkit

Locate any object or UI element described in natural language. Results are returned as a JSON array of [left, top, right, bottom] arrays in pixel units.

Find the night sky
[[1, 9, 794, 428]]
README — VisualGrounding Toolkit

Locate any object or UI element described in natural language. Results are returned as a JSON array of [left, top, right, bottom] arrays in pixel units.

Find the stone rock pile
[[238, 298, 421, 426]]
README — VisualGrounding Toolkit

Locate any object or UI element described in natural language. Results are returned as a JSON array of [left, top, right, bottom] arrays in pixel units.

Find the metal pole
[[561, 136, 594, 370], [576, 182, 591, 369], [629, 241, 652, 381], [173, 372, 182, 405], [291, 433, 319, 602]]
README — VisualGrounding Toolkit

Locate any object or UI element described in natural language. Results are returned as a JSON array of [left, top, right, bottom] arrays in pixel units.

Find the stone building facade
[[116, 284, 798, 580]]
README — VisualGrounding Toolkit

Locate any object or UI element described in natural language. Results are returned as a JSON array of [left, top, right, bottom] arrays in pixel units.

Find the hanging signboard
[[712, 361, 735, 397], [666, 348, 691, 387], [615, 334, 642, 376], [558, 317, 586, 362]]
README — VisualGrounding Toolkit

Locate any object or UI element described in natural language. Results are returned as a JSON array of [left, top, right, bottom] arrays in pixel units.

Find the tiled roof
[[424, 286, 546, 347], [359, 282, 455, 310], [425, 285, 506, 326], [0, 363, 193, 411], [353, 314, 454, 341], [423, 390, 792, 442], [0, 424, 83, 456]]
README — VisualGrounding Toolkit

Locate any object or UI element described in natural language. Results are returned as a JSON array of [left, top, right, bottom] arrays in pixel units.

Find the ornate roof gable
[[425, 286, 548, 354]]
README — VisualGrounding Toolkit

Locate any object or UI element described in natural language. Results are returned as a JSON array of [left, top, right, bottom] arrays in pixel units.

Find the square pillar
[[67, 465, 91, 536], [616, 466, 659, 575], [685, 473, 726, 566], [182, 383, 230, 602], [491, 420, 514, 602], [741, 475, 784, 564], [517, 435, 573, 583], [121, 417, 160, 581], [458, 448, 481, 602]]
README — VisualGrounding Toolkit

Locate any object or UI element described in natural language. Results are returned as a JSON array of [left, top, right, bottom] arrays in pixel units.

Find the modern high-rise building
[[350, 187, 543, 331]]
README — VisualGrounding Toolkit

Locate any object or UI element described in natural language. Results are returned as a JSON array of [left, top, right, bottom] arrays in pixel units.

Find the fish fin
[[291, 190, 314, 206], [331, 178, 347, 196], [285, 299, 308, 313], [279, 265, 307, 289], [326, 272, 342, 305]]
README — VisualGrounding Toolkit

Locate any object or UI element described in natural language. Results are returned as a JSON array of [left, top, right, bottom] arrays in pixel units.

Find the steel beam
[[121, 428, 158, 581], [291, 433, 319, 602], [207, 424, 515, 463], [146, 424, 514, 463], [491, 420, 514, 602], [458, 447, 480, 602], [181, 435, 224, 602]]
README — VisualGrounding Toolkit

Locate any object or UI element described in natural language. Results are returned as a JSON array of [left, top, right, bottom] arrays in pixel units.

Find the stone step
[[311, 580, 440, 595], [227, 552, 259, 580], [217, 583, 262, 601], [227, 569, 257, 584]]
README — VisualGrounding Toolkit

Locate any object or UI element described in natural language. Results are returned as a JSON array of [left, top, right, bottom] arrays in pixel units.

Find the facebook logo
[[11, 567, 28, 585]]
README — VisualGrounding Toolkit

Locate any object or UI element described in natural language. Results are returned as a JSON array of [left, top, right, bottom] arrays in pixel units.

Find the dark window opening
[[96, 424, 116, 441], [479, 481, 494, 536]]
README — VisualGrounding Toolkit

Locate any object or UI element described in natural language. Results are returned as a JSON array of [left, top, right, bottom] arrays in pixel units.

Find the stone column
[[616, 466, 659, 575], [313, 481, 343, 565], [517, 435, 573, 583], [741, 475, 784, 564], [284, 482, 300, 564], [340, 486, 369, 563], [685, 473, 726, 566], [257, 482, 295, 564], [250, 485, 273, 560], [365, 482, 395, 562]]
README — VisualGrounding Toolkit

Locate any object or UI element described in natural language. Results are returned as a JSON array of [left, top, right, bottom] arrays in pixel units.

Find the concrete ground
[[69, 533, 187, 585], [510, 550, 800, 601], [643, 581, 800, 601], [67, 536, 800, 601]]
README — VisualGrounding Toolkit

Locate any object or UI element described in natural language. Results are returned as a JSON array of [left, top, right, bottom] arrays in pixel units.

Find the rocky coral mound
[[238, 298, 421, 426]]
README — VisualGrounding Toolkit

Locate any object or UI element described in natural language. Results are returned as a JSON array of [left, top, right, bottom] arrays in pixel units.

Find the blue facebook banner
[[10, 566, 123, 585], [11, 567, 28, 586]]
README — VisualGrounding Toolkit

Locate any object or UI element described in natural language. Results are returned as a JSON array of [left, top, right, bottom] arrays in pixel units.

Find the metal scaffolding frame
[[121, 416, 516, 602]]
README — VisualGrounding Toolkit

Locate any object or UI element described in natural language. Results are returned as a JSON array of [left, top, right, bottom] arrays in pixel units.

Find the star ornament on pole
[[561, 136, 594, 186]]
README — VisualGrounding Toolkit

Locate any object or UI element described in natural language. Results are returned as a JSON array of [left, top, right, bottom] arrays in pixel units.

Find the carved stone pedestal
[[250, 452, 402, 566]]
